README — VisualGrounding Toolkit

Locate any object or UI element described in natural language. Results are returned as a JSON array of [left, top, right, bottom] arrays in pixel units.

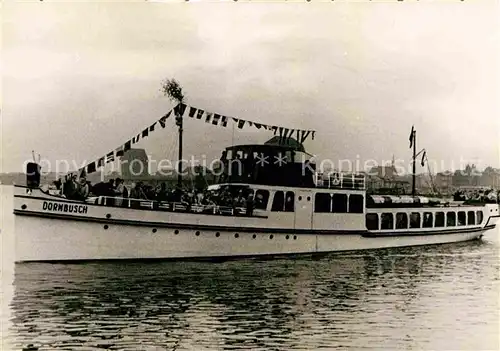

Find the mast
[[161, 78, 185, 189], [412, 129, 417, 197], [176, 106, 183, 188]]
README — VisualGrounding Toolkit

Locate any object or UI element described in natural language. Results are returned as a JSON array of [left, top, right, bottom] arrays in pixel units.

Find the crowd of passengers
[[53, 174, 257, 214], [453, 188, 499, 203]]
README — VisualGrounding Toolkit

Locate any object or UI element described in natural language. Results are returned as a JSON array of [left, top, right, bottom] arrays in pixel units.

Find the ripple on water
[[4, 237, 500, 350]]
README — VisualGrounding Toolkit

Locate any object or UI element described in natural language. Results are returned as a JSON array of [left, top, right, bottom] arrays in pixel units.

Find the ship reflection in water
[[8, 239, 500, 351]]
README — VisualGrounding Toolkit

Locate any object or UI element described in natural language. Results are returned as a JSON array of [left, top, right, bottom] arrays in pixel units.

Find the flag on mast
[[409, 126, 415, 148]]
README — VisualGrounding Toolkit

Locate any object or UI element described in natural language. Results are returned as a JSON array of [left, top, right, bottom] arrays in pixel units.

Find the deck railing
[[87, 196, 250, 215], [314, 172, 366, 190]]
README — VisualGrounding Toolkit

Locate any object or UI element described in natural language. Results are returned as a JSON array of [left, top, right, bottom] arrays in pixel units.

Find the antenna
[[31, 150, 36, 162]]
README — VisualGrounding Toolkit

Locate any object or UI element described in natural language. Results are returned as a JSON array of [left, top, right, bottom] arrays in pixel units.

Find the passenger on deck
[[114, 178, 125, 206], [156, 183, 169, 202], [63, 174, 78, 199], [246, 192, 254, 216], [77, 177, 90, 200], [130, 182, 147, 200]]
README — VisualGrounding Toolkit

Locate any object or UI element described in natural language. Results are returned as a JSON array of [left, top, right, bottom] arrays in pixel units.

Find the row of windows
[[254, 190, 295, 212], [254, 190, 364, 214], [315, 193, 364, 214], [366, 210, 484, 231]]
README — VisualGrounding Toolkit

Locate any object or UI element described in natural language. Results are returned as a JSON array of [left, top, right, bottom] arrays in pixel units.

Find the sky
[[2, 0, 499, 176]]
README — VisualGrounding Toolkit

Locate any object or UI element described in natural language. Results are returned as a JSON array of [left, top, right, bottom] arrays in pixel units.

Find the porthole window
[[252, 234, 256, 239], [174, 229, 179, 235], [234, 233, 239, 238], [195, 231, 200, 236], [306, 196, 311, 201], [293, 235, 297, 240], [298, 196, 302, 201], [21, 204, 27, 210], [152, 228, 157, 233], [215, 232, 220, 237], [106, 213, 111, 219], [270, 234, 274, 239], [104, 225, 109, 230]]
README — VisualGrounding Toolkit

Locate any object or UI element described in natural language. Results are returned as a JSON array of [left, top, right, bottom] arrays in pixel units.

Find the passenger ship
[[12, 106, 500, 262]]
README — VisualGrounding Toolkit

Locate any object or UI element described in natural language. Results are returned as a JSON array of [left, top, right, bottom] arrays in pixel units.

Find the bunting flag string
[[79, 106, 176, 175], [79, 103, 315, 175]]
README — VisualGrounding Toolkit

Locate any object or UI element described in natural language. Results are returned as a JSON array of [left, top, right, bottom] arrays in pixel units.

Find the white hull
[[15, 214, 489, 262], [13, 186, 500, 262]]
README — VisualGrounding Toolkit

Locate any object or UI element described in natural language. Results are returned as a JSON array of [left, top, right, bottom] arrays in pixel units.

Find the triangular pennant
[[79, 167, 86, 178], [87, 162, 96, 174], [254, 123, 262, 129], [159, 110, 172, 128], [221, 116, 228, 127], [237, 119, 245, 129], [174, 103, 187, 117], [124, 140, 131, 152], [212, 114, 221, 125], [142, 128, 149, 138], [106, 151, 115, 163], [205, 112, 213, 123], [189, 107, 197, 118], [149, 122, 156, 132], [97, 157, 105, 168], [300, 131, 311, 143], [312, 131, 315, 140], [196, 109, 204, 119], [132, 134, 140, 144], [115, 146, 124, 157], [409, 126, 415, 149], [232, 118, 239, 123], [248, 121, 253, 127]]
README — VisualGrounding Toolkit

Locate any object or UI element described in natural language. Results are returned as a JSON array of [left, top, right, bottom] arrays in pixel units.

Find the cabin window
[[476, 211, 483, 225], [435, 212, 445, 227], [348, 194, 364, 213], [396, 213, 408, 229], [366, 213, 379, 230], [457, 211, 466, 226], [314, 193, 331, 213], [423, 212, 433, 228], [410, 212, 421, 228], [381, 213, 394, 230], [271, 191, 285, 212], [447, 212, 456, 226], [332, 194, 348, 213], [254, 189, 270, 210], [467, 211, 475, 225], [284, 191, 295, 212]]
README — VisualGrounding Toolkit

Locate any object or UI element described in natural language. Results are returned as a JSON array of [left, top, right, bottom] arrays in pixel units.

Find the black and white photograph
[[1, 0, 499, 350]]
